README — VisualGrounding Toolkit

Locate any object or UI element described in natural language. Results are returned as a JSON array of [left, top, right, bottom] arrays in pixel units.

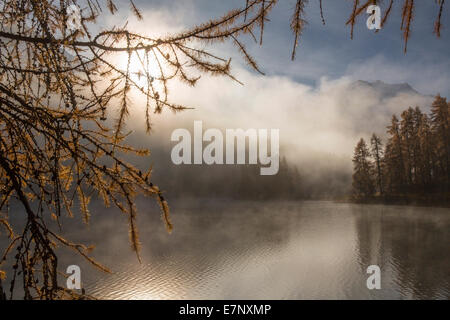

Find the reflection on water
[[7, 200, 449, 299], [65, 200, 448, 300]]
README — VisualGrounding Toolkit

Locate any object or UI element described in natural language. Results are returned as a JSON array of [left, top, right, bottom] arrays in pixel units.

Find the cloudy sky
[[97, 1, 449, 165], [119, 0, 450, 96]]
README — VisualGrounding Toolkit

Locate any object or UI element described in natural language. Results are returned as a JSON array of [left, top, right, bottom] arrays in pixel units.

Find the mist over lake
[[20, 199, 446, 300]]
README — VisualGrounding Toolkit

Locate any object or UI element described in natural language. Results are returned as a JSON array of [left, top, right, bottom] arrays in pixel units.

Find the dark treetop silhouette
[[352, 96, 450, 203], [0, 0, 446, 299]]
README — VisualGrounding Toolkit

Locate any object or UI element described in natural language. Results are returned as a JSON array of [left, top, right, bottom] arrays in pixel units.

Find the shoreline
[[335, 195, 450, 209]]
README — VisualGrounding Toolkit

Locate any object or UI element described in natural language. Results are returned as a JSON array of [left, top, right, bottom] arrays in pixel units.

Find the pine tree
[[430, 95, 450, 190], [400, 107, 416, 189], [411, 107, 424, 187], [417, 113, 434, 190], [352, 138, 375, 198], [385, 115, 406, 193], [370, 133, 384, 195]]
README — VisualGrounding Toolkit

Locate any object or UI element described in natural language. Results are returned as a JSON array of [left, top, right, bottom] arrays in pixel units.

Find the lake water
[[3, 200, 449, 299], [60, 200, 449, 300]]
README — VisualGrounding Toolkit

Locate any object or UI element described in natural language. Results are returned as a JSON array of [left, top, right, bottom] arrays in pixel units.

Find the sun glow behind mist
[[115, 50, 162, 89]]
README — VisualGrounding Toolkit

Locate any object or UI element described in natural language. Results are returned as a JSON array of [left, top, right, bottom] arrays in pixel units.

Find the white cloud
[[100, 5, 437, 168], [127, 65, 432, 167]]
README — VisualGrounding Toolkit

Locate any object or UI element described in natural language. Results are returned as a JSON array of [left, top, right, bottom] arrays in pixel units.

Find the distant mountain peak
[[352, 80, 419, 97]]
